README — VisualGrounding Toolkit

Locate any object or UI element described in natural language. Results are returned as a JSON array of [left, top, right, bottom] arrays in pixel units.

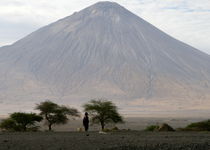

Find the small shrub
[[111, 126, 119, 131], [144, 125, 159, 131], [184, 120, 210, 131], [0, 118, 17, 131], [144, 123, 175, 132], [103, 128, 111, 132]]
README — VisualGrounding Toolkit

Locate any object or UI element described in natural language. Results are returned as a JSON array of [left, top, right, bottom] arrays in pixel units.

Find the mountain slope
[[0, 1, 210, 115]]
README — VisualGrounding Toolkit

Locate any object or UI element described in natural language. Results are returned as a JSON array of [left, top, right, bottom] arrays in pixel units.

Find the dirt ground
[[0, 131, 210, 150]]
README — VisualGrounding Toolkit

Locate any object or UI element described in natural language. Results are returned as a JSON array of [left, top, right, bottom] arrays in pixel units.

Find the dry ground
[[0, 131, 210, 150]]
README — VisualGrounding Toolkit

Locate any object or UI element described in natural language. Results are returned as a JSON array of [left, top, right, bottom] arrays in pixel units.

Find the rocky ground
[[0, 131, 210, 150]]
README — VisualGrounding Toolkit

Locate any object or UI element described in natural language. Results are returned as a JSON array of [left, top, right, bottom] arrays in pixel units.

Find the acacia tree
[[36, 101, 80, 131], [0, 112, 43, 131], [83, 99, 124, 130]]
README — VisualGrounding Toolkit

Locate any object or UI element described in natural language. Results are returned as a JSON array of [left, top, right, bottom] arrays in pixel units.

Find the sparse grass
[[0, 131, 210, 150]]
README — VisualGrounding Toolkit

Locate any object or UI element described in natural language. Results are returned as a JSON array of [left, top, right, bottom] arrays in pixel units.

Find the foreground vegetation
[[0, 112, 42, 131], [0, 99, 124, 132], [144, 120, 210, 132], [181, 120, 210, 131]]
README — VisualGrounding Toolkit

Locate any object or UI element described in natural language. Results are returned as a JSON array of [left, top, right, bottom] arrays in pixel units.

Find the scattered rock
[[99, 131, 108, 134], [3, 140, 8, 143], [77, 127, 84, 132]]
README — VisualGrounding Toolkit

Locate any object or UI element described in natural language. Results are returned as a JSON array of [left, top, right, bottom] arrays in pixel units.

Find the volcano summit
[[0, 2, 210, 115]]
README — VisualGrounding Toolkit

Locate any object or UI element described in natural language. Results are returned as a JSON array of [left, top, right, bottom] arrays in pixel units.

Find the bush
[[0, 112, 42, 131], [102, 126, 120, 132], [144, 124, 175, 132], [111, 126, 119, 131], [103, 128, 111, 132], [0, 118, 17, 131], [183, 120, 210, 131], [144, 125, 159, 131]]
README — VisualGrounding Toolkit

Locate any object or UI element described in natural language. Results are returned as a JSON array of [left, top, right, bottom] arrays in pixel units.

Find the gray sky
[[0, 0, 210, 54]]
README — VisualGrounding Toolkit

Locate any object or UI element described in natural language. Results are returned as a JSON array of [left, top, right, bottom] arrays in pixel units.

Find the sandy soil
[[0, 131, 210, 150]]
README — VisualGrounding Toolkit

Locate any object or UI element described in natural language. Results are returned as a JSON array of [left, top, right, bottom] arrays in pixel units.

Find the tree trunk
[[48, 124, 52, 131], [23, 125, 27, 132], [46, 114, 52, 131], [101, 122, 105, 131]]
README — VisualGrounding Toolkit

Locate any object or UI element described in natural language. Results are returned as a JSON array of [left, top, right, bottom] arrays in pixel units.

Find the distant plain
[[41, 117, 208, 131]]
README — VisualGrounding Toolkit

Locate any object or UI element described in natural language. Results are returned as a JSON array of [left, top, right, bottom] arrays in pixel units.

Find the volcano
[[0, 1, 210, 115]]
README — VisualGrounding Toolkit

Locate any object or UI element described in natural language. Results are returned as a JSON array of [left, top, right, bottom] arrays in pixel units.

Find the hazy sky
[[0, 0, 210, 54]]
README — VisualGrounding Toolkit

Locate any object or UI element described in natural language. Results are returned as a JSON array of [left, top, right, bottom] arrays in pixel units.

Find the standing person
[[83, 112, 89, 136]]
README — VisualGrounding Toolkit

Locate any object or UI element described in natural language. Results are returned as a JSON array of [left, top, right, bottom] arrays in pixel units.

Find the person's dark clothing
[[83, 116, 89, 131]]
